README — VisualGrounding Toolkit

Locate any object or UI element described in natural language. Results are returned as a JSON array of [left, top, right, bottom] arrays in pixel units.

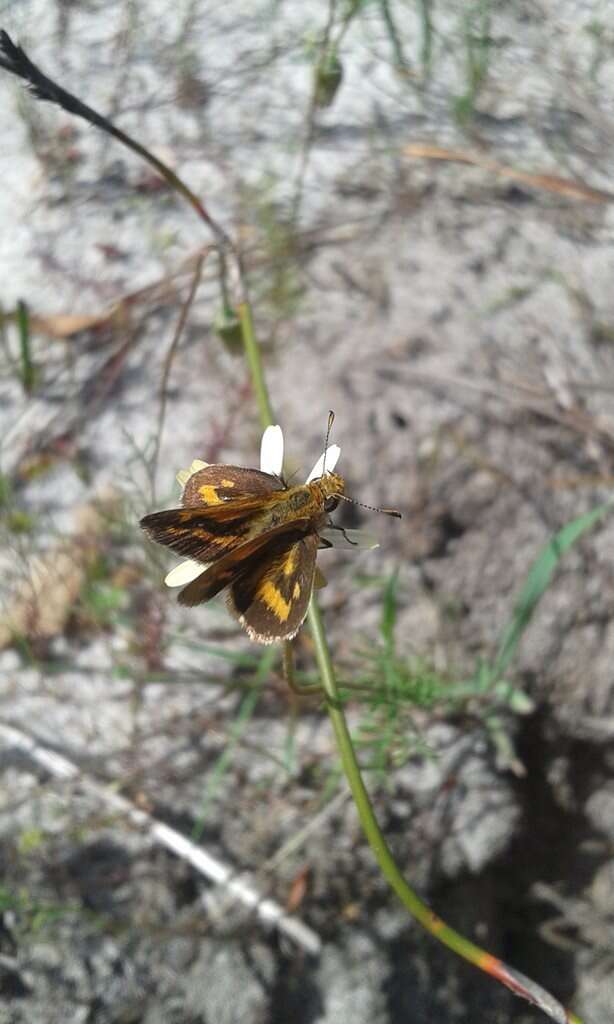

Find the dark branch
[[0, 30, 112, 134], [0, 31, 227, 244]]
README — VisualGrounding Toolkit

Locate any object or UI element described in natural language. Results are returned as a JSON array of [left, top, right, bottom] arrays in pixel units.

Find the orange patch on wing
[[197, 485, 223, 504], [259, 581, 291, 622], [283, 548, 298, 576]]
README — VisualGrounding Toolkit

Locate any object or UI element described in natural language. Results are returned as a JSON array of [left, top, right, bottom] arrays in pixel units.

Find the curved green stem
[[307, 597, 583, 1024]]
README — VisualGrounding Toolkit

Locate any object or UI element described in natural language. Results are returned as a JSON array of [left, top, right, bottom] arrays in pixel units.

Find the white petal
[[260, 425, 284, 476], [306, 444, 341, 483], [165, 559, 206, 587], [176, 459, 208, 488]]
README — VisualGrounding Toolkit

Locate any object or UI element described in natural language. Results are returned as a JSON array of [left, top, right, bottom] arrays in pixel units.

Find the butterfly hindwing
[[227, 533, 319, 643]]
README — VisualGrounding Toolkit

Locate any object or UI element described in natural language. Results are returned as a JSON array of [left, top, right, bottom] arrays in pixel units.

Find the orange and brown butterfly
[[140, 422, 400, 644]]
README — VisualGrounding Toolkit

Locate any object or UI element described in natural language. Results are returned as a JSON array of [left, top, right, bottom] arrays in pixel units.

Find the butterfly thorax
[[259, 471, 344, 533]]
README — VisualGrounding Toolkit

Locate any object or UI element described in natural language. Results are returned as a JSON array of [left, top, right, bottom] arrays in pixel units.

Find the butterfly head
[[310, 470, 345, 513]]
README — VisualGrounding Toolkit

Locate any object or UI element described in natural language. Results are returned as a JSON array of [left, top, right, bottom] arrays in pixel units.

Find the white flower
[[259, 423, 284, 478], [259, 423, 340, 482], [164, 426, 342, 589]]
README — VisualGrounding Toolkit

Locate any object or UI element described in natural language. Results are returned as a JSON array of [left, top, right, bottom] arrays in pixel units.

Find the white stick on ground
[[0, 721, 322, 956]]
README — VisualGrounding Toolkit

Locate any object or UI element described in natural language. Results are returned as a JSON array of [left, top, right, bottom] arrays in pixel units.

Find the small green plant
[[0, 471, 37, 533], [81, 579, 127, 625], [5, 509, 36, 534], [0, 300, 37, 393], [0, 472, 10, 508], [0, 886, 75, 935], [350, 573, 450, 773], [213, 303, 243, 354], [313, 48, 344, 108], [17, 828, 45, 856], [79, 556, 128, 630], [348, 571, 525, 776], [350, 499, 612, 775]]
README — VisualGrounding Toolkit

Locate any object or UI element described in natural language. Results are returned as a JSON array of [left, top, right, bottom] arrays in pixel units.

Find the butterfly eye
[[324, 496, 338, 513]]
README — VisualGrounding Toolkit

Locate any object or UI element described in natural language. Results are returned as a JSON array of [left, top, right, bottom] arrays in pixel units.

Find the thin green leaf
[[493, 500, 613, 680], [17, 299, 35, 394], [380, 569, 399, 651]]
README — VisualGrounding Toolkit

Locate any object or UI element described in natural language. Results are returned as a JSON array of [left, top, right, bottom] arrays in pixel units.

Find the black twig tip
[[0, 29, 111, 133], [0, 30, 56, 102], [0, 29, 222, 237]]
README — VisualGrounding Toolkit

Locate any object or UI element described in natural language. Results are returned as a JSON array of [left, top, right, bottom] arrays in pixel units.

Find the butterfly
[[140, 422, 400, 644]]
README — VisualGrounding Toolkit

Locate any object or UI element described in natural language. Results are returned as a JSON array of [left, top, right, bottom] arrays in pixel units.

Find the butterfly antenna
[[333, 493, 402, 518], [322, 410, 335, 477]]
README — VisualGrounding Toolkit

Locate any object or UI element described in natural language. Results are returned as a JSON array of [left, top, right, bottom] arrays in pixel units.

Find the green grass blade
[[492, 500, 613, 680], [17, 299, 35, 394], [380, 569, 399, 651]]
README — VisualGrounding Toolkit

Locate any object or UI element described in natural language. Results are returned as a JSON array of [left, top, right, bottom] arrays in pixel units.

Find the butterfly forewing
[[177, 521, 311, 609], [141, 493, 290, 566], [140, 465, 288, 565]]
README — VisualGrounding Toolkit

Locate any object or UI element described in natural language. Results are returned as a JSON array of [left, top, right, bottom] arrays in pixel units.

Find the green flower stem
[[310, 595, 461, 923], [308, 596, 583, 1024], [238, 301, 275, 429]]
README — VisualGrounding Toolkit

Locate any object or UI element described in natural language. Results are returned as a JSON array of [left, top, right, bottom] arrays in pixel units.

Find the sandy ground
[[1, 2, 614, 1021]]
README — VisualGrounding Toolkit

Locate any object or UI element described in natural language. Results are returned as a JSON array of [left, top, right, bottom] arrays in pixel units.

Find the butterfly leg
[[325, 523, 359, 546]]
